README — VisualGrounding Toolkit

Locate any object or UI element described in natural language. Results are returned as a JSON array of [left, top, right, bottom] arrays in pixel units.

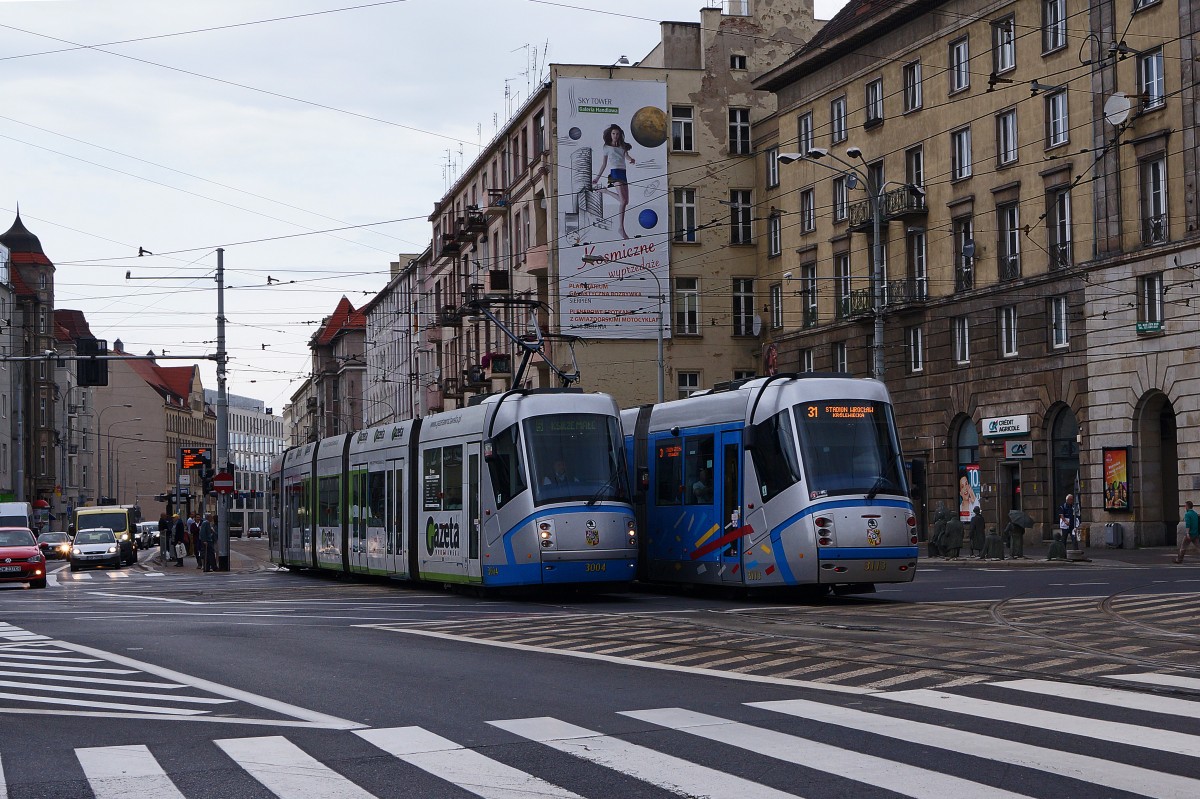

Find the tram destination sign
[[982, 414, 1030, 438]]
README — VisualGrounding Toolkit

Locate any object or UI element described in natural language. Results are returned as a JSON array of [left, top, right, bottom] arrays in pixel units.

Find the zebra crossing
[[50, 569, 169, 583], [3, 671, 1198, 798]]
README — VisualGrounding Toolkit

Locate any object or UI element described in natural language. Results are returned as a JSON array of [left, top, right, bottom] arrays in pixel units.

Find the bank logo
[[1009, 442, 1028, 456]]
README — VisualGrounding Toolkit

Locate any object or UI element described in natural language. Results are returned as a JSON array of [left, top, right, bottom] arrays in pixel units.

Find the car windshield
[[792, 399, 908, 499], [76, 530, 116, 544], [524, 413, 630, 507], [39, 533, 70, 544], [79, 512, 130, 534], [0, 530, 36, 547]]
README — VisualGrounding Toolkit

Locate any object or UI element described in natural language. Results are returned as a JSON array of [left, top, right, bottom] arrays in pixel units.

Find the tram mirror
[[742, 426, 758, 451], [483, 439, 497, 461], [637, 466, 649, 491]]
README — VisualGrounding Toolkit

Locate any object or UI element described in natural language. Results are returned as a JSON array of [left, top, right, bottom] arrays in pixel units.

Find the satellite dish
[[845, 173, 859, 190], [1104, 93, 1131, 127], [751, 314, 763, 337], [962, 240, 976, 259]]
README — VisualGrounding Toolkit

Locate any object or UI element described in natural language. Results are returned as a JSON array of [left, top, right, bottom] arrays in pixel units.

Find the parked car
[[135, 521, 160, 549], [0, 527, 47, 589], [37, 531, 73, 560], [248, 527, 263, 538], [70, 528, 122, 572]]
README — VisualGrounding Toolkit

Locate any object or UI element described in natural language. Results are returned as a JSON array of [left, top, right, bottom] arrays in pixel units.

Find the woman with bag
[[171, 514, 187, 567]]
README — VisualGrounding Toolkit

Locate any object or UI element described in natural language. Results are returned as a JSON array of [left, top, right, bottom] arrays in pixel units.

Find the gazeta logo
[[425, 516, 461, 554]]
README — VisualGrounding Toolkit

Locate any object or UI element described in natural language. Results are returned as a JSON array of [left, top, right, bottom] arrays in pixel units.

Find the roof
[[119, 347, 197, 405], [54, 309, 94, 340], [310, 296, 366, 347], [0, 211, 44, 255]]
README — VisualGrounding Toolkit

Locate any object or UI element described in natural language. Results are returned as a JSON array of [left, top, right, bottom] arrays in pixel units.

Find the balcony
[[1143, 214, 1168, 246], [802, 305, 818, 328], [847, 288, 874, 317], [885, 278, 928, 306], [438, 305, 462, 327], [998, 253, 1021, 282], [424, 324, 443, 343], [442, 378, 463, 399], [1049, 242, 1072, 270], [524, 243, 549, 276], [425, 384, 443, 413], [486, 189, 509, 216], [955, 262, 975, 292], [847, 185, 927, 232]]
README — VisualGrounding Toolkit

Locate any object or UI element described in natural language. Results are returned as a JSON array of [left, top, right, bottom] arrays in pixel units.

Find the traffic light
[[77, 338, 109, 387], [202, 465, 215, 496]]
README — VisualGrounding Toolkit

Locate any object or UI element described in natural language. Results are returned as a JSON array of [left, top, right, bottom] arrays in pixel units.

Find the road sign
[[178, 474, 191, 486], [213, 472, 234, 494]]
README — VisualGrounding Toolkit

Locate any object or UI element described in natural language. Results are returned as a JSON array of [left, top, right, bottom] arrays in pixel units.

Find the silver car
[[70, 528, 122, 571]]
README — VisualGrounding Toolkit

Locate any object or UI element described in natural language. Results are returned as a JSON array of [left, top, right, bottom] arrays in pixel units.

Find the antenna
[[1103, 92, 1131, 127]]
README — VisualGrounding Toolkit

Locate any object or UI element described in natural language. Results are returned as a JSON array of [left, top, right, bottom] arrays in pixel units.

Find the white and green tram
[[268, 389, 638, 588]]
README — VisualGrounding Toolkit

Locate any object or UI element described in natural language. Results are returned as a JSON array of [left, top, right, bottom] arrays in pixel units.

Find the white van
[[0, 502, 33, 530]]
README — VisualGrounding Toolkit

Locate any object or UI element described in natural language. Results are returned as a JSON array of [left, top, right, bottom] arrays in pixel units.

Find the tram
[[267, 389, 637, 588], [621, 374, 918, 592]]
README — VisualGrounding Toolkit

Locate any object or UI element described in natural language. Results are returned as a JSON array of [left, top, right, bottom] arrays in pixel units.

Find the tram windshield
[[525, 413, 630, 506], [793, 399, 908, 499]]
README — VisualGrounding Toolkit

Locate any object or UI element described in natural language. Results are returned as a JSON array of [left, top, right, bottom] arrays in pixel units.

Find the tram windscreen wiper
[[866, 476, 886, 501], [586, 470, 620, 506]]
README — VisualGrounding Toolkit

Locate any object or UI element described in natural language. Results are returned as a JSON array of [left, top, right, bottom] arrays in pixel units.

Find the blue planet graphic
[[568, 127, 582, 140], [638, 209, 658, 229]]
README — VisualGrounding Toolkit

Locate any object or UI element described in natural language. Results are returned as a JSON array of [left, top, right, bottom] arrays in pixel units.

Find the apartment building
[[755, 0, 1198, 544], [362, 252, 424, 426]]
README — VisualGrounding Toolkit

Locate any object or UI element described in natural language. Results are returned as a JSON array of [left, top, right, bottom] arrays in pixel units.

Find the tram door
[[719, 431, 743, 583], [348, 468, 369, 575], [466, 444, 482, 583]]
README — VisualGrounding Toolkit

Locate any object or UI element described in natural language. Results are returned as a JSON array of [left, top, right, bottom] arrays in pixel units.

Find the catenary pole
[[216, 248, 231, 570]]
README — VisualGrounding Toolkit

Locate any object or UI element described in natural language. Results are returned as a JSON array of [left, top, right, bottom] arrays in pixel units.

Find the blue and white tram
[[622, 374, 918, 591], [268, 389, 638, 588]]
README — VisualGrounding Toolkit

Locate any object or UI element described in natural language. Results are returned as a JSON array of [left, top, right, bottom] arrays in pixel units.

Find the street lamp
[[778, 147, 925, 380], [581, 254, 665, 403], [95, 403, 133, 504], [105, 418, 142, 502]]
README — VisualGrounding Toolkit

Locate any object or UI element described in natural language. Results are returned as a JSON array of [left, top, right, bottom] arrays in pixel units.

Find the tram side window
[[318, 475, 339, 527], [300, 478, 311, 537], [442, 445, 464, 510], [487, 424, 527, 508], [749, 410, 802, 502], [367, 470, 386, 527], [385, 469, 396, 554], [349, 471, 366, 538], [655, 437, 683, 506], [684, 434, 715, 504], [423, 449, 443, 511]]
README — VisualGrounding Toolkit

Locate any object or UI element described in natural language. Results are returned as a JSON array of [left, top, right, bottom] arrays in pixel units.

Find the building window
[[800, 188, 815, 233], [905, 146, 924, 189], [801, 264, 817, 327], [1048, 188, 1072, 268], [40, 446, 47, 476], [730, 53, 747, 70], [38, 273, 48, 290], [678, 372, 700, 399], [1050, 296, 1069, 348], [1139, 49, 1165, 111], [1141, 156, 1168, 244], [998, 202, 1021, 280], [767, 214, 782, 257], [992, 17, 1016, 73], [797, 111, 814, 155], [534, 111, 546, 157], [949, 37, 970, 92], [732, 278, 755, 335], [675, 277, 699, 335], [1138, 273, 1164, 330], [951, 127, 972, 180], [835, 253, 851, 318], [906, 326, 924, 372], [833, 176, 848, 221], [1043, 0, 1066, 52], [906, 228, 927, 299], [830, 96, 847, 144], [954, 216, 975, 291], [832, 342, 848, 373], [1046, 90, 1069, 148], [729, 190, 752, 244], [800, 348, 814, 373], [671, 106, 695, 152], [903, 61, 922, 112], [865, 79, 884, 125], [766, 147, 780, 188], [996, 109, 1018, 165], [1133, 0, 1160, 10], [729, 108, 751, 155], [769, 283, 783, 329], [673, 188, 698, 243], [999, 306, 1019, 357], [953, 316, 971, 364]]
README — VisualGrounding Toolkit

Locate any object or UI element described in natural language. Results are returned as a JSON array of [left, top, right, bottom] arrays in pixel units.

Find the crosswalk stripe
[[0, 690, 208, 716], [214, 735, 376, 799], [69, 573, 93, 580], [354, 726, 585, 799], [76, 745, 186, 799], [751, 697, 1200, 799], [0, 653, 100, 663], [993, 678, 1200, 719], [0, 660, 136, 674], [0, 669, 186, 689], [0, 678, 231, 704], [623, 707, 1033, 799], [879, 689, 1200, 758], [1108, 673, 1200, 690], [489, 716, 798, 798]]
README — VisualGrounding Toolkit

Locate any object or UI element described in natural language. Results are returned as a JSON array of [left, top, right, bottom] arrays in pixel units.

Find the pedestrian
[[941, 515, 964, 559], [969, 506, 985, 557], [1004, 519, 1025, 559], [171, 514, 186, 567], [1058, 493, 1079, 549], [200, 513, 218, 572], [191, 512, 203, 569], [1176, 500, 1200, 563], [928, 502, 948, 558], [157, 512, 170, 558]]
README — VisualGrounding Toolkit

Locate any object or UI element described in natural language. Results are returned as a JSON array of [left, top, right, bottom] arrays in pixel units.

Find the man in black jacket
[[171, 514, 187, 567]]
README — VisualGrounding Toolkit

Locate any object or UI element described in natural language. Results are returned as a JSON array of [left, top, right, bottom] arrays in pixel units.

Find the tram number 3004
[[863, 561, 888, 572], [584, 563, 606, 573]]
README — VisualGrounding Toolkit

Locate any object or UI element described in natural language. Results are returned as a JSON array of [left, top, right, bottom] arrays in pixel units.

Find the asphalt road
[[1, 541, 1197, 798]]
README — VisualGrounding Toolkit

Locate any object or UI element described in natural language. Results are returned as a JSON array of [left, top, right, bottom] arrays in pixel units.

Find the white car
[[136, 521, 160, 549], [70, 528, 122, 571]]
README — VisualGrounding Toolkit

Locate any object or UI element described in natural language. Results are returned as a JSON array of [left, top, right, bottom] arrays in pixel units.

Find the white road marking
[[355, 726, 584, 799], [0, 677, 230, 704], [1107, 673, 1200, 690], [993, 678, 1200, 719], [881, 689, 1200, 758], [0, 690, 207, 715], [943, 585, 1005, 590], [490, 716, 798, 798], [0, 753, 5, 799], [85, 592, 204, 605], [76, 744, 186, 799], [0, 653, 101, 663], [215, 735, 376, 799], [0, 660, 136, 674], [626, 707, 1033, 799], [0, 669, 186, 689], [753, 697, 1200, 799]]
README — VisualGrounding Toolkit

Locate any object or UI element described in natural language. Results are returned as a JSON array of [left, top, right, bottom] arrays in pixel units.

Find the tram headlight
[[815, 516, 834, 546], [538, 520, 556, 548], [626, 518, 637, 544]]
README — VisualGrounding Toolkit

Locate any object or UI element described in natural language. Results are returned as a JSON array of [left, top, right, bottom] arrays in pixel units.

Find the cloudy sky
[[1, 0, 840, 412]]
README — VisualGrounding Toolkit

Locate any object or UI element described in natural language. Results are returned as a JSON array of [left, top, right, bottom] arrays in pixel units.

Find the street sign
[[178, 474, 191, 486], [213, 472, 234, 494]]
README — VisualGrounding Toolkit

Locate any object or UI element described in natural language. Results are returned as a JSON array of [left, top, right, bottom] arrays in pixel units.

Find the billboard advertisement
[[556, 77, 670, 340], [1102, 447, 1130, 511]]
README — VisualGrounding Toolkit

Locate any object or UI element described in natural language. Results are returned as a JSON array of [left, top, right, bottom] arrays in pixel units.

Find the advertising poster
[[556, 77, 670, 339], [1102, 447, 1130, 511], [958, 463, 981, 521]]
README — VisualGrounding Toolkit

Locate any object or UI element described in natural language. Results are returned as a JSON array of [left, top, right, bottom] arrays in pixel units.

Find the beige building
[[755, 0, 1198, 544], [413, 1, 818, 411]]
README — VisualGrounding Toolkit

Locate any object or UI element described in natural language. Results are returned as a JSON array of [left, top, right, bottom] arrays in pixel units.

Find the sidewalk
[[143, 537, 274, 574], [921, 543, 1185, 567]]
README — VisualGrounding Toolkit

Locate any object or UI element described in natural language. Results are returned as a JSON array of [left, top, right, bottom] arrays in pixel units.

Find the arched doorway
[[1134, 392, 1179, 546], [1050, 407, 1079, 527]]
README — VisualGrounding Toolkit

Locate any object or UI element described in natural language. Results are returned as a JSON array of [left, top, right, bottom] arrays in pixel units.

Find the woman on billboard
[[592, 124, 637, 238]]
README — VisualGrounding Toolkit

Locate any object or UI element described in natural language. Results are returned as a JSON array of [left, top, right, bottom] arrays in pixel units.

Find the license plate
[[0, 565, 22, 572], [863, 561, 888, 572]]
